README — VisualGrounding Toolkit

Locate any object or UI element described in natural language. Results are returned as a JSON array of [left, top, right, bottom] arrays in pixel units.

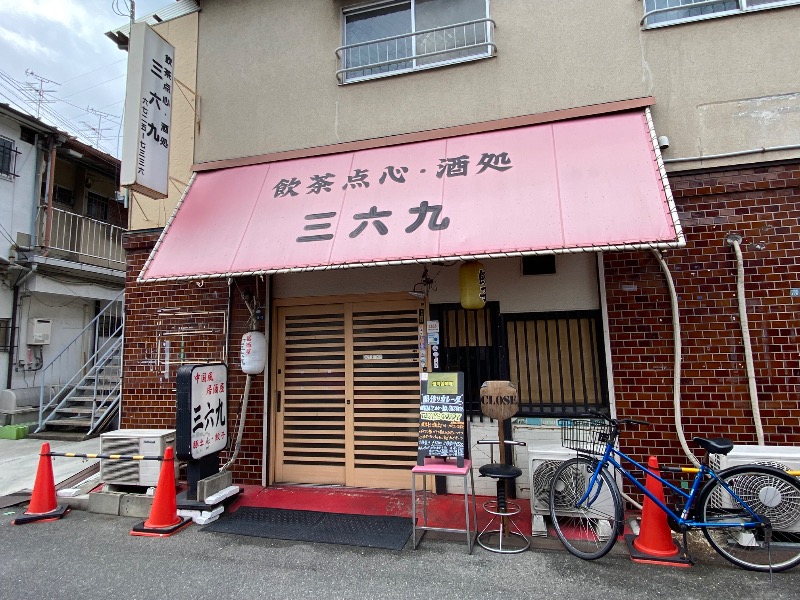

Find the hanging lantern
[[240, 331, 267, 374], [459, 261, 486, 310]]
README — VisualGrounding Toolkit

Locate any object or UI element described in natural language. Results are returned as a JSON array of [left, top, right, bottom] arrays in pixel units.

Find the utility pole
[[24, 70, 60, 119]]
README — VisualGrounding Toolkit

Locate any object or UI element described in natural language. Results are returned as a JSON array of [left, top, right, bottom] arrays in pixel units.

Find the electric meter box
[[27, 318, 52, 345]]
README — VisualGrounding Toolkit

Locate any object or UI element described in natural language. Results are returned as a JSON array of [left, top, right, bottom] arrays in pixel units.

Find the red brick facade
[[606, 161, 800, 466], [123, 230, 265, 484], [122, 161, 799, 485]]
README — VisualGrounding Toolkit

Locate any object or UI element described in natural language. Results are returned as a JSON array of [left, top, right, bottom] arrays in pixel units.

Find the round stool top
[[479, 463, 522, 479]]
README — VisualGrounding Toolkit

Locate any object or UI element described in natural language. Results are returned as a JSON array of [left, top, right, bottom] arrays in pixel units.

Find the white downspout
[[725, 234, 765, 445], [651, 249, 699, 467]]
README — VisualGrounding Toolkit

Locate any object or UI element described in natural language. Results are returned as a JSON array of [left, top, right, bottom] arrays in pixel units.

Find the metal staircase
[[35, 292, 124, 439]]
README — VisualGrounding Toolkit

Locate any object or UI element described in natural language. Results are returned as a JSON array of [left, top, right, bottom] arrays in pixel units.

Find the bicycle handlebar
[[581, 410, 650, 428]]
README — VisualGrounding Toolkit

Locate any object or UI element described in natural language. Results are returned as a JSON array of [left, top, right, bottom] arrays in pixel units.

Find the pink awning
[[139, 109, 683, 281]]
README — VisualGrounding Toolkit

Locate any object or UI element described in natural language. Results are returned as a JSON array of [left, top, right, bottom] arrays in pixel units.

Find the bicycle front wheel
[[696, 465, 800, 572], [549, 456, 623, 560]]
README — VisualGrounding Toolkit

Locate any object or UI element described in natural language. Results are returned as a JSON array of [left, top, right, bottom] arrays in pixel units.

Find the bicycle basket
[[558, 418, 611, 455]]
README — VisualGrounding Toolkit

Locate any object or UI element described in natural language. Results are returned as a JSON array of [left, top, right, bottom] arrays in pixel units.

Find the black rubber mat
[[202, 507, 412, 550]]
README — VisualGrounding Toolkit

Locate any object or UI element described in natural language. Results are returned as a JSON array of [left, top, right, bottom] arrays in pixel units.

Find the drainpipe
[[42, 137, 56, 254], [5, 265, 38, 389], [28, 133, 42, 247], [651, 249, 699, 467], [725, 234, 764, 445]]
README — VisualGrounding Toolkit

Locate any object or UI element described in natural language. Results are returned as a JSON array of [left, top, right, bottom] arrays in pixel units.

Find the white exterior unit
[[528, 444, 615, 537], [27, 318, 52, 345], [709, 445, 800, 533], [100, 429, 177, 486]]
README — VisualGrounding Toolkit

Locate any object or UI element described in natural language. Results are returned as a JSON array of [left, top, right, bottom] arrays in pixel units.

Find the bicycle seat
[[693, 437, 734, 455]]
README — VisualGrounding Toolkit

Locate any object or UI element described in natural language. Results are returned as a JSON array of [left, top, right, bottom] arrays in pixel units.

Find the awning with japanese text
[[138, 109, 683, 282]]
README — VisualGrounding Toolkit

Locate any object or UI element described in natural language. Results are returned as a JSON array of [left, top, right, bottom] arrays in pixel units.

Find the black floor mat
[[202, 507, 412, 550]]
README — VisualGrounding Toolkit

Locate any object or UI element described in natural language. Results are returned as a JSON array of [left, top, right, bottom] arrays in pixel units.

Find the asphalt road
[[0, 508, 796, 600]]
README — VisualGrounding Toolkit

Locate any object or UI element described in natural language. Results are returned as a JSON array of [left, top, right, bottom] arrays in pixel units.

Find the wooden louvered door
[[350, 299, 423, 489], [275, 304, 348, 485], [274, 297, 423, 489]]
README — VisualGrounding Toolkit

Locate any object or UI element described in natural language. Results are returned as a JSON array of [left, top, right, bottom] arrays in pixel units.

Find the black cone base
[[11, 505, 69, 525], [130, 516, 192, 538], [624, 534, 693, 567]]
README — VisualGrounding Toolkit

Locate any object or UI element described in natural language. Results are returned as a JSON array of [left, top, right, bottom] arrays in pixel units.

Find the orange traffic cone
[[12, 443, 69, 525], [131, 447, 191, 537], [624, 456, 692, 567]]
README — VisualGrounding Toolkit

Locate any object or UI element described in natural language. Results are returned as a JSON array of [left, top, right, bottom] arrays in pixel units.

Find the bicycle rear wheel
[[696, 465, 800, 572], [549, 456, 623, 560]]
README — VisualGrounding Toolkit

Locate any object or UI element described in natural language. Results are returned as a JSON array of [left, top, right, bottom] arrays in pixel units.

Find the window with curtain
[[642, 0, 799, 28], [340, 0, 492, 82]]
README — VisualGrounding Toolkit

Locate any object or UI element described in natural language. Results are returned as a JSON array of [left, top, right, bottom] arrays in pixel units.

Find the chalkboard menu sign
[[417, 372, 465, 467]]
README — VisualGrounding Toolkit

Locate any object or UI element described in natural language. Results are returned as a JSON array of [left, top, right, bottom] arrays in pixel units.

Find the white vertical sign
[[120, 22, 174, 199], [189, 364, 228, 459]]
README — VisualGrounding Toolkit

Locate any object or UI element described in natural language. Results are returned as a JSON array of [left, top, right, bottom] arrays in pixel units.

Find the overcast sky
[[0, 0, 168, 157]]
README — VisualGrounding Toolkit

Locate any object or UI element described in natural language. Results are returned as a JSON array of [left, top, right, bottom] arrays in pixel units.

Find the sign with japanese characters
[[140, 110, 682, 281], [121, 22, 174, 199], [176, 364, 228, 460], [417, 372, 465, 465]]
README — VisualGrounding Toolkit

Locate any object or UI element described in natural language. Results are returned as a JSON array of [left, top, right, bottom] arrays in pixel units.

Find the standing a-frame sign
[[417, 372, 465, 467]]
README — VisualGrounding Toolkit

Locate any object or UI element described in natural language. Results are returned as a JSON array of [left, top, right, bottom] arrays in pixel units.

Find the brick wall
[[605, 161, 800, 468], [122, 160, 799, 488], [123, 230, 264, 484]]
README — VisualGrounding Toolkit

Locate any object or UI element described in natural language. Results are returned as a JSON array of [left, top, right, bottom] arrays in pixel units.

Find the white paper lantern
[[240, 331, 266, 374]]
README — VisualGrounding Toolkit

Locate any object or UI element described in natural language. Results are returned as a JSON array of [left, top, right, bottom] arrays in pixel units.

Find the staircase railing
[[36, 290, 124, 432]]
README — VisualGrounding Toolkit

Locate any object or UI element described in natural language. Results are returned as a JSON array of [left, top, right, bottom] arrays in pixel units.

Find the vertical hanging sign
[[121, 22, 174, 199]]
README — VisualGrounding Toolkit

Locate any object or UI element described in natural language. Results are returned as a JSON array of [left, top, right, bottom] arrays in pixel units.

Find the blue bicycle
[[548, 412, 800, 572]]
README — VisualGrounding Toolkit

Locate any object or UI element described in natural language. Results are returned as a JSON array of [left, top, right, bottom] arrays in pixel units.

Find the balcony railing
[[37, 206, 125, 271], [336, 18, 496, 84], [641, 0, 800, 28]]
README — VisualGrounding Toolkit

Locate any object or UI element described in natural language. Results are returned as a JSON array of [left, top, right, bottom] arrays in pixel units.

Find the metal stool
[[476, 440, 530, 553]]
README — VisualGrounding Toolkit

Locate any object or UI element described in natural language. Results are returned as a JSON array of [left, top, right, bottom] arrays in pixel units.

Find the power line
[[60, 59, 127, 84], [59, 73, 125, 100]]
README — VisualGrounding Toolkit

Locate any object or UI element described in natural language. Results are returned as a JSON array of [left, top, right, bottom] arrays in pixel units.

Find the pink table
[[411, 457, 477, 554]]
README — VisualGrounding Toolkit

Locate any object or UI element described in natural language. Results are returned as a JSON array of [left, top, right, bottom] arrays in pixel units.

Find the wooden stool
[[412, 457, 478, 554]]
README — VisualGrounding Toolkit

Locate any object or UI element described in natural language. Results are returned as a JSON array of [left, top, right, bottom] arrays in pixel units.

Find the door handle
[[276, 391, 282, 412], [346, 399, 351, 405]]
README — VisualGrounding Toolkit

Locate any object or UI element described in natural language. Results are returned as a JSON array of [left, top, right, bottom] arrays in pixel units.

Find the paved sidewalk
[[0, 508, 795, 600], [0, 437, 100, 496]]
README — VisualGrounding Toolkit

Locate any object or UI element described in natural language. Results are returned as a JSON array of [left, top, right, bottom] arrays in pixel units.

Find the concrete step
[[75, 385, 118, 392], [56, 407, 107, 416], [46, 418, 93, 428]]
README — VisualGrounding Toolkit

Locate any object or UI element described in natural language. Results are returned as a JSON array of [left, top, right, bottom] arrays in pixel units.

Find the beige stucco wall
[[192, 1, 800, 172], [272, 253, 599, 312], [128, 12, 198, 231]]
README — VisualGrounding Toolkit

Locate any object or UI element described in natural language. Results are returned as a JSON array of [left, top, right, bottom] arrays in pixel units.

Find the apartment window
[[0, 318, 11, 352], [54, 185, 75, 208], [0, 136, 19, 180], [338, 0, 494, 83], [87, 192, 109, 222], [642, 0, 800, 28]]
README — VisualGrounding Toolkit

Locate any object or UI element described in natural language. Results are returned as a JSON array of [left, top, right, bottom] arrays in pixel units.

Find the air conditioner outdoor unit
[[709, 444, 800, 533], [100, 429, 177, 487], [528, 444, 616, 537]]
